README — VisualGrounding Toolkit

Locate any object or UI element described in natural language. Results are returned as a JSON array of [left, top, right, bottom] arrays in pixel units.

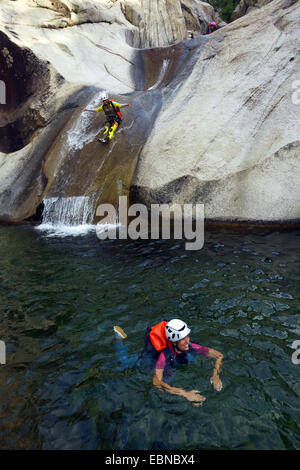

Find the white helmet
[[165, 319, 191, 342], [102, 92, 108, 101]]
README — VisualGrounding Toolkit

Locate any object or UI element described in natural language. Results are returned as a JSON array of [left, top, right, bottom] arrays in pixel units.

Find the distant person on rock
[[203, 21, 218, 35], [84, 94, 130, 143]]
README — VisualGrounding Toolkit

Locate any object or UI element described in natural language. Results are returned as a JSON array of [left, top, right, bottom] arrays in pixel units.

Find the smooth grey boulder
[[231, 0, 274, 21], [133, 0, 300, 222]]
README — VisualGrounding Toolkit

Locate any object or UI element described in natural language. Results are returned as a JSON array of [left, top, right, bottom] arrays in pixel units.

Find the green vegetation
[[208, 0, 240, 22], [72, 4, 80, 14]]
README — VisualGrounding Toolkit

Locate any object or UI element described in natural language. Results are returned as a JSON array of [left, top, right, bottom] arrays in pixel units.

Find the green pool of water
[[0, 226, 299, 449]]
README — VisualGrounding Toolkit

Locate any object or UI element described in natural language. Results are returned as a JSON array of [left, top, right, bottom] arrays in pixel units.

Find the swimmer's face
[[176, 335, 190, 352]]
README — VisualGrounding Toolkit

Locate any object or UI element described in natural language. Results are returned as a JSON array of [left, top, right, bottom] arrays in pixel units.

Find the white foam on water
[[36, 195, 122, 239], [36, 222, 122, 239], [36, 194, 98, 237], [36, 223, 95, 238], [96, 222, 121, 236]]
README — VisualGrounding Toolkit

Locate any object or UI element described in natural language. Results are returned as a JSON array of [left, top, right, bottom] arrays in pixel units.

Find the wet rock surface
[[132, 0, 300, 222], [0, 0, 299, 224], [0, 31, 64, 153]]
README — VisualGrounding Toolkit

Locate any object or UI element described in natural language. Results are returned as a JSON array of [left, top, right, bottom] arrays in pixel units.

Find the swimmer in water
[[150, 319, 223, 405]]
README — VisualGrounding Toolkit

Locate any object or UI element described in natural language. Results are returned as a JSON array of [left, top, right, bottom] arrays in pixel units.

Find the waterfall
[[36, 195, 97, 237], [42, 196, 94, 225]]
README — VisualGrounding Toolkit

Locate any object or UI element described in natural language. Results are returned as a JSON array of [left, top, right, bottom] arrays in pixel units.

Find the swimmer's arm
[[207, 348, 223, 391], [112, 101, 131, 109], [94, 105, 103, 112], [83, 105, 102, 112], [153, 368, 205, 405]]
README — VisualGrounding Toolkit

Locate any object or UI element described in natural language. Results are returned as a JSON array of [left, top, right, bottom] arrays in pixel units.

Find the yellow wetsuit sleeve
[[94, 101, 127, 112], [111, 101, 127, 109]]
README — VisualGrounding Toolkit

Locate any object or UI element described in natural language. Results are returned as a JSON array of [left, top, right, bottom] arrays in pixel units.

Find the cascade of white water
[[67, 91, 104, 152], [36, 195, 97, 236], [42, 195, 95, 225]]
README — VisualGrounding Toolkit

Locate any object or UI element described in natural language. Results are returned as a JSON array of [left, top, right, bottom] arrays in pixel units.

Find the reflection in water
[[0, 226, 299, 449]]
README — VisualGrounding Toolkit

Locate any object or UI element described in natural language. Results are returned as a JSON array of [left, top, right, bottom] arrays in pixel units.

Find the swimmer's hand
[[210, 374, 223, 391], [184, 390, 206, 406]]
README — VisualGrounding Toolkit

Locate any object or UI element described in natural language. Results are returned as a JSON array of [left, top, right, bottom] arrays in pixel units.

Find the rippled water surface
[[0, 226, 299, 449]]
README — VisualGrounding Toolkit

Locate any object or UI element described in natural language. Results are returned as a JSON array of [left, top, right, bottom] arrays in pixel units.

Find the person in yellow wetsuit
[[84, 94, 130, 143]]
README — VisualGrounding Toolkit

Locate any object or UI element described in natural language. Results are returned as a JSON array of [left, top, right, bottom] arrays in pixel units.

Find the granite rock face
[[0, 30, 64, 154], [130, 0, 219, 47], [231, 0, 274, 21], [0, 0, 299, 224], [132, 0, 300, 222], [0, 0, 139, 221]]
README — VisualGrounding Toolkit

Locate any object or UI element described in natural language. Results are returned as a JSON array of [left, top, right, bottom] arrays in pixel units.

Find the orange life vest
[[140, 321, 194, 370], [149, 321, 172, 351]]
